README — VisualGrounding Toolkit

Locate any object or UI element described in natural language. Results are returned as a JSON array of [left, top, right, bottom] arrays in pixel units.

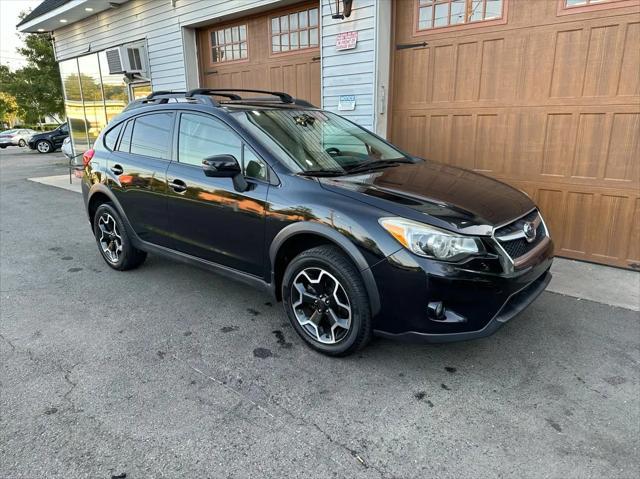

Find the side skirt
[[136, 239, 276, 299]]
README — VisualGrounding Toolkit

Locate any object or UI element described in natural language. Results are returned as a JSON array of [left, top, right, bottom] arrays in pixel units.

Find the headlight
[[379, 217, 483, 261]]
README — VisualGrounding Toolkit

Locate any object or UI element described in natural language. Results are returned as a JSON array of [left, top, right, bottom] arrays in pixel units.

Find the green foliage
[[0, 20, 64, 123], [0, 91, 19, 127]]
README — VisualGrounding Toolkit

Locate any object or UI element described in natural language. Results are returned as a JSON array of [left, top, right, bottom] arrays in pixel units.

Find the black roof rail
[[294, 99, 316, 108], [146, 91, 186, 99], [189, 94, 221, 108], [186, 88, 294, 104], [129, 89, 316, 110]]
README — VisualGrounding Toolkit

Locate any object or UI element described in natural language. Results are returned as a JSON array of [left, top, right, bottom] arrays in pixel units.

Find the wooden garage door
[[390, 0, 640, 269], [197, 1, 321, 107]]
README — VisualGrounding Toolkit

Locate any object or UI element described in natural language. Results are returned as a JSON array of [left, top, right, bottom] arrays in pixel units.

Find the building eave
[[17, 0, 129, 33]]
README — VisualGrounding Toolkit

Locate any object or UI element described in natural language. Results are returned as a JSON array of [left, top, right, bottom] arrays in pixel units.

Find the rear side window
[[130, 112, 173, 160], [117, 120, 133, 153], [104, 123, 123, 151]]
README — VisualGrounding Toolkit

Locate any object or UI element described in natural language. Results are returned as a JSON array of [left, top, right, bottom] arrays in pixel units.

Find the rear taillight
[[82, 149, 95, 167]]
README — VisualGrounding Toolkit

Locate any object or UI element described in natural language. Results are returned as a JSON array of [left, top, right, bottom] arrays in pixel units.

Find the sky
[[0, 0, 44, 70]]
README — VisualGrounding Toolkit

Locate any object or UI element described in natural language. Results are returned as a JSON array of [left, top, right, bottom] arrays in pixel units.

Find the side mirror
[[202, 154, 248, 192], [202, 154, 241, 177]]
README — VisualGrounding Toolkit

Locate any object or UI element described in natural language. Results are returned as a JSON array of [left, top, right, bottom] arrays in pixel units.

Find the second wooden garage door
[[390, 0, 640, 269], [197, 1, 321, 107]]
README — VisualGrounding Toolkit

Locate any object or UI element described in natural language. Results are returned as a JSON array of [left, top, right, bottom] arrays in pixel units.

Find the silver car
[[0, 128, 37, 148], [61, 136, 73, 159]]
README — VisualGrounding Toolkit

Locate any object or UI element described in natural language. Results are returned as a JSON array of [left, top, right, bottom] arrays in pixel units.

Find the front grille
[[500, 222, 545, 258], [495, 209, 546, 261]]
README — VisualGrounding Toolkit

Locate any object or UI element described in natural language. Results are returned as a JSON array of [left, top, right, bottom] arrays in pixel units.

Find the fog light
[[427, 301, 445, 320]]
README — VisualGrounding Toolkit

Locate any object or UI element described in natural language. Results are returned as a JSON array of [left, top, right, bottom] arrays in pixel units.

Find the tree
[[1, 12, 64, 124], [0, 91, 19, 128]]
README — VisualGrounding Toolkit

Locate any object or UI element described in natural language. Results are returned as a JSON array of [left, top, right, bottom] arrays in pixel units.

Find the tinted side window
[[130, 112, 173, 160], [178, 113, 241, 166], [60, 124, 69, 134], [243, 145, 268, 181], [117, 120, 133, 153], [104, 123, 123, 151]]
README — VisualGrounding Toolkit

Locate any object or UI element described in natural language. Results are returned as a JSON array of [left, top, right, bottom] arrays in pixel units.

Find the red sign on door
[[336, 31, 358, 51]]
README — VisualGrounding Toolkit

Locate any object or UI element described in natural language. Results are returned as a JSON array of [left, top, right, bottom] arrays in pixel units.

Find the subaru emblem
[[523, 221, 536, 242]]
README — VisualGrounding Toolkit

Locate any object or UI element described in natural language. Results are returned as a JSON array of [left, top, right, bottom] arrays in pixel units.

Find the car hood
[[318, 160, 534, 235]]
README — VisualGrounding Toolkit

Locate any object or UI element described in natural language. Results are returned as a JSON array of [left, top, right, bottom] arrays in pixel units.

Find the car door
[[165, 111, 269, 276], [51, 124, 69, 148], [107, 112, 174, 248]]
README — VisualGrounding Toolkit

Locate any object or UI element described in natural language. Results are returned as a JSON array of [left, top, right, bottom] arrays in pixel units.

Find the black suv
[[81, 89, 553, 356], [28, 122, 69, 153]]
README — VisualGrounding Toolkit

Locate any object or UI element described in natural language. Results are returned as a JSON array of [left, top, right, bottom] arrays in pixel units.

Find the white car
[[0, 128, 38, 148], [61, 136, 73, 159]]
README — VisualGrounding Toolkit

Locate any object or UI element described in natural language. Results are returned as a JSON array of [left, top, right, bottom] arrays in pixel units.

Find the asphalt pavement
[[1, 147, 639, 479]]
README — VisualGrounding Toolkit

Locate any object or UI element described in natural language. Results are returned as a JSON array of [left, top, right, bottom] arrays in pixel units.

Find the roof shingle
[[17, 0, 71, 27]]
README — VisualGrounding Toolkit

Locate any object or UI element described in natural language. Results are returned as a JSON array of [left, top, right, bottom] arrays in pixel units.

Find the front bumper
[[374, 270, 551, 343], [369, 237, 553, 342]]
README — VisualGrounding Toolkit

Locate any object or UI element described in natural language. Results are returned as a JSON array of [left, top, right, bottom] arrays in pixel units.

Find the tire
[[0, 146, 6, 149], [18, 139, 26, 147], [282, 245, 372, 356], [93, 203, 147, 271], [36, 140, 52, 154]]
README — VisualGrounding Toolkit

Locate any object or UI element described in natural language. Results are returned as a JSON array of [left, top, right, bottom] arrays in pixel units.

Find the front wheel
[[36, 140, 52, 154], [93, 203, 147, 271], [282, 245, 372, 356], [18, 139, 26, 147]]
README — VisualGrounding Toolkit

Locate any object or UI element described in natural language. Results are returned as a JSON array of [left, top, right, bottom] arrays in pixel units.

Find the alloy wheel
[[37, 141, 50, 153], [98, 213, 123, 263], [291, 267, 352, 344]]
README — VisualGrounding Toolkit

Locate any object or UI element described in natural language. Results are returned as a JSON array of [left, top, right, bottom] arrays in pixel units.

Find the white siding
[[52, 0, 383, 130], [320, 0, 376, 129], [52, 0, 283, 91]]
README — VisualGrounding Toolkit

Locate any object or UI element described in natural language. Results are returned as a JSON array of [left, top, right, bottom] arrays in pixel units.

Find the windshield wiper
[[345, 158, 412, 175], [297, 169, 345, 177]]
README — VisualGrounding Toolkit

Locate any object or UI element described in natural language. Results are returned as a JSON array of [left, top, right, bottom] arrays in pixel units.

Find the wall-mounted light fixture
[[328, 0, 354, 20]]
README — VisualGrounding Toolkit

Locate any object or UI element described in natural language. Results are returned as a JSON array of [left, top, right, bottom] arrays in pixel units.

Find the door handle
[[110, 164, 123, 175], [169, 179, 187, 193]]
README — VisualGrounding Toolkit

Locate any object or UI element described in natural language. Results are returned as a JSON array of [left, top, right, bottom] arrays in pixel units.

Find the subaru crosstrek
[[81, 89, 553, 356]]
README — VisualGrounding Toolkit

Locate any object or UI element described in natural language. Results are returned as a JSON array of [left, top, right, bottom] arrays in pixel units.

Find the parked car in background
[[81, 89, 554, 356], [61, 136, 74, 160], [28, 123, 69, 153], [0, 128, 38, 148]]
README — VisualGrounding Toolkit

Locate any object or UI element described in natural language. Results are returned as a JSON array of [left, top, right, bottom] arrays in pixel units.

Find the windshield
[[232, 109, 409, 174], [1, 130, 17, 135]]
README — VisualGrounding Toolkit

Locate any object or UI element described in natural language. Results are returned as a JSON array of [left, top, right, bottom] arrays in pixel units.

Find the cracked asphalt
[[1, 147, 639, 479]]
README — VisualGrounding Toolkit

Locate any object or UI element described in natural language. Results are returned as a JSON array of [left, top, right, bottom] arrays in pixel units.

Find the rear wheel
[[18, 139, 26, 147], [93, 203, 146, 271], [36, 140, 52, 154], [282, 245, 372, 356]]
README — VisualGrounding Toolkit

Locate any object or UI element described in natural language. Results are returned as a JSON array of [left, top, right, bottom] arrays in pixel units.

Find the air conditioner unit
[[105, 44, 147, 75]]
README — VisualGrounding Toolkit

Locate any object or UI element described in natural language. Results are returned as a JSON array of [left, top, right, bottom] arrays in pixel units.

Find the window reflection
[[77, 54, 107, 147], [98, 51, 128, 122], [178, 113, 242, 166], [59, 51, 135, 156], [59, 58, 89, 155]]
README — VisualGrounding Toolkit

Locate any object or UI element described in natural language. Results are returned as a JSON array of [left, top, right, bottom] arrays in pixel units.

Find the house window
[[210, 24, 248, 63], [417, 0, 504, 31], [271, 7, 319, 53], [565, 0, 616, 6], [558, 0, 638, 14]]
